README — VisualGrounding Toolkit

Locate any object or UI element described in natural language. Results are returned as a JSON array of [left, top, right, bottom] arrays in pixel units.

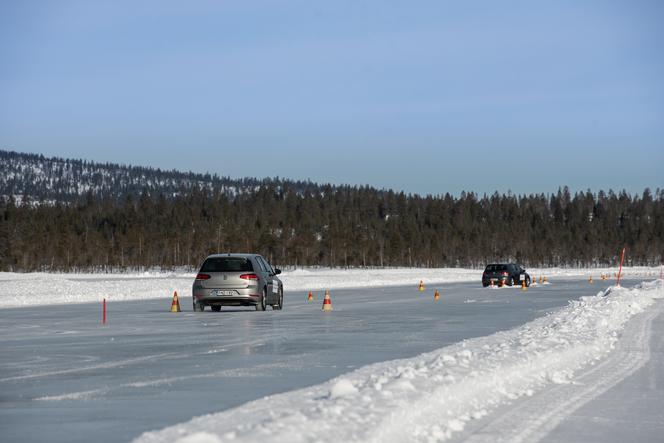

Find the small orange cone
[[521, 280, 527, 291], [322, 289, 332, 312], [434, 289, 440, 301], [307, 291, 314, 302], [418, 280, 425, 292], [588, 275, 593, 284], [170, 291, 181, 313], [543, 276, 548, 283], [539, 275, 543, 284]]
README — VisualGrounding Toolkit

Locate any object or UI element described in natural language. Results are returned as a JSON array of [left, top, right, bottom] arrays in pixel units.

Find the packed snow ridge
[[0, 267, 658, 308], [135, 280, 663, 443]]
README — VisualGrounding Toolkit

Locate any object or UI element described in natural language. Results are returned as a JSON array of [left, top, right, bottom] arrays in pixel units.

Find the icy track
[[135, 280, 664, 443], [0, 266, 658, 308]]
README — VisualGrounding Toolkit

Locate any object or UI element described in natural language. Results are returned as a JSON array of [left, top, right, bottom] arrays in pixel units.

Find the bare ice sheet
[[0, 278, 653, 442]]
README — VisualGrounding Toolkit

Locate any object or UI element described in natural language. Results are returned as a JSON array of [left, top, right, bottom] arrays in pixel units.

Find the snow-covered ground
[[135, 280, 664, 443], [1, 269, 662, 442], [0, 266, 659, 308]]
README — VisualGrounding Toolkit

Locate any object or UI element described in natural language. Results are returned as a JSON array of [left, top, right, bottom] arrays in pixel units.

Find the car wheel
[[195, 302, 205, 312], [509, 278, 515, 286], [273, 288, 283, 310], [255, 289, 267, 311], [525, 276, 531, 287], [482, 282, 489, 288], [211, 305, 221, 312]]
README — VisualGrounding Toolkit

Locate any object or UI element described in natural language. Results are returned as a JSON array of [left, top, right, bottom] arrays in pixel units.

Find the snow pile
[[0, 272, 194, 308], [134, 281, 663, 443], [0, 268, 481, 308], [0, 267, 660, 309], [279, 267, 480, 292], [525, 266, 660, 280]]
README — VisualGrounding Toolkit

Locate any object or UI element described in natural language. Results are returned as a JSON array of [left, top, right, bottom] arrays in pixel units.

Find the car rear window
[[485, 264, 507, 272], [200, 257, 254, 272]]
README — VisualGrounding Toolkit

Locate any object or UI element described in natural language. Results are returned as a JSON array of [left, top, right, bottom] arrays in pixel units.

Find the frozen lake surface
[[0, 276, 661, 442]]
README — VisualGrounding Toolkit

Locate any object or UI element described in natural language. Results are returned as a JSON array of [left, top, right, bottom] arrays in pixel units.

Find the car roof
[[205, 253, 260, 260]]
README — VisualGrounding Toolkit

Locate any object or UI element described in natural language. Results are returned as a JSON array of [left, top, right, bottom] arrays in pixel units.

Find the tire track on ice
[[0, 329, 284, 383], [0, 352, 178, 382], [27, 336, 281, 401], [460, 300, 662, 443]]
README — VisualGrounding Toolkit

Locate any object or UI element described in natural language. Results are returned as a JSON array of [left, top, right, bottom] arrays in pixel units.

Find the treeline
[[1, 185, 662, 271]]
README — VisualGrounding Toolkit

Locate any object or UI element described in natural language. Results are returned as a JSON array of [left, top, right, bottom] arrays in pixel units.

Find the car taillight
[[502, 272, 508, 276], [240, 273, 258, 280], [196, 273, 211, 280]]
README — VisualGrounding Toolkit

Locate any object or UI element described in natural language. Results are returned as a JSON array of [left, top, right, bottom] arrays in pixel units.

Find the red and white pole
[[616, 247, 626, 287], [102, 298, 106, 325]]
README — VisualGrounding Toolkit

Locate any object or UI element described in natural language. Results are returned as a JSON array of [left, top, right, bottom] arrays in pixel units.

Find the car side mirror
[[274, 268, 281, 275]]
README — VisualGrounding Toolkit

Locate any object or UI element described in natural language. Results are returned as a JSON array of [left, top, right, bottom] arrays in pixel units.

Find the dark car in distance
[[482, 263, 530, 287]]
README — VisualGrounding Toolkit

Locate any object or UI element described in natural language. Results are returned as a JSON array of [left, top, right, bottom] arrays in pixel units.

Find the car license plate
[[213, 290, 235, 296]]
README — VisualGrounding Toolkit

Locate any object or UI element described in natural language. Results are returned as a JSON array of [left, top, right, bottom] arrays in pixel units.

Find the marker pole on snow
[[616, 247, 625, 287]]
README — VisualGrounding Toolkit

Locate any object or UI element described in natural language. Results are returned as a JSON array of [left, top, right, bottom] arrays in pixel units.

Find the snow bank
[[279, 267, 480, 292], [0, 272, 194, 308], [0, 267, 659, 308], [0, 268, 480, 308], [134, 280, 664, 443]]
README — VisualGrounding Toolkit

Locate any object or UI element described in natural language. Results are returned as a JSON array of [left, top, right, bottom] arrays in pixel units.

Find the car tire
[[525, 276, 531, 287], [273, 288, 283, 310], [255, 289, 267, 311], [211, 305, 221, 312], [194, 302, 205, 312], [482, 282, 489, 288]]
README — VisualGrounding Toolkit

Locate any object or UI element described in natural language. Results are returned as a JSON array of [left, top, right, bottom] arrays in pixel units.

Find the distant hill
[[1, 149, 662, 271], [0, 149, 322, 204]]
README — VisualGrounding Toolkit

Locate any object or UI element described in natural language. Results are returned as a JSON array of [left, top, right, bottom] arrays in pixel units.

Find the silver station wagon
[[192, 253, 283, 311]]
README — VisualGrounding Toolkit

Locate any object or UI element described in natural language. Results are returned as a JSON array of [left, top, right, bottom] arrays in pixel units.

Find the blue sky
[[1, 0, 662, 196]]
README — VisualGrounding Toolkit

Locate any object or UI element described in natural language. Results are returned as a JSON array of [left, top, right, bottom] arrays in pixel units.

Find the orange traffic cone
[[434, 289, 440, 301], [521, 280, 527, 291], [307, 291, 314, 302], [418, 280, 425, 292], [588, 275, 593, 284], [322, 289, 332, 312], [170, 291, 181, 313], [539, 275, 543, 284]]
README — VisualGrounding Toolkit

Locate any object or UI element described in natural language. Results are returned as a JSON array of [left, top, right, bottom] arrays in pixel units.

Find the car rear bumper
[[192, 287, 261, 306], [482, 274, 530, 286], [482, 276, 509, 284]]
